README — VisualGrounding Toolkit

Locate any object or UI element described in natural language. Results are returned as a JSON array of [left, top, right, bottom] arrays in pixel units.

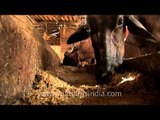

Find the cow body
[[67, 15, 157, 84], [63, 38, 95, 67], [125, 15, 160, 58]]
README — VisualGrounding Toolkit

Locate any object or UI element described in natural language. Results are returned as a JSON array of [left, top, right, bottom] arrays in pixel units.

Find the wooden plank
[[64, 15, 69, 21], [43, 15, 49, 21], [47, 15, 54, 21], [32, 15, 39, 21], [60, 16, 65, 21], [73, 16, 78, 21], [52, 16, 59, 23], [39, 15, 46, 21], [27, 15, 38, 24], [68, 16, 73, 21]]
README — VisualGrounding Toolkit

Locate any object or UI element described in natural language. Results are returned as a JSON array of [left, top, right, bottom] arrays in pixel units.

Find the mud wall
[[0, 15, 60, 104]]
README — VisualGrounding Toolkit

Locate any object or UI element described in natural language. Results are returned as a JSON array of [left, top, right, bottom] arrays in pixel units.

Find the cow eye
[[117, 18, 124, 26]]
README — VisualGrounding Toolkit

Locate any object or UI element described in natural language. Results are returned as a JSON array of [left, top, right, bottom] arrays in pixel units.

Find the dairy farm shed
[[27, 15, 85, 62], [0, 15, 160, 105]]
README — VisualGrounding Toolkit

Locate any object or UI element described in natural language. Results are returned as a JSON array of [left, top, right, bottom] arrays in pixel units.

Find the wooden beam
[[47, 15, 54, 21], [26, 15, 38, 24], [43, 15, 50, 21], [52, 16, 59, 23], [32, 15, 40, 22], [64, 15, 69, 21], [39, 15, 46, 21], [73, 16, 78, 21], [60, 16, 65, 22], [68, 16, 73, 21]]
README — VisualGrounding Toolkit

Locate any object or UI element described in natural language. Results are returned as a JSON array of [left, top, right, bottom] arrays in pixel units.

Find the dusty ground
[[14, 65, 160, 105]]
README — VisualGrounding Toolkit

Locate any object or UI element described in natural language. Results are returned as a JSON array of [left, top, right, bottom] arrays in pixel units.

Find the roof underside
[[27, 15, 84, 24]]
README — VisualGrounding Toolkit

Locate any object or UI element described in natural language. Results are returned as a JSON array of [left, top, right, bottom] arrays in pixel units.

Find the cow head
[[67, 15, 157, 84]]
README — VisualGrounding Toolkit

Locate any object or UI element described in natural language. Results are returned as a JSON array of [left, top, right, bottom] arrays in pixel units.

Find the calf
[[63, 38, 95, 67], [67, 15, 157, 84]]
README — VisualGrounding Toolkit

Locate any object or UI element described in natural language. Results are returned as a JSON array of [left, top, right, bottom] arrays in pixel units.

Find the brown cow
[[67, 15, 157, 84], [62, 38, 95, 67], [124, 15, 160, 58]]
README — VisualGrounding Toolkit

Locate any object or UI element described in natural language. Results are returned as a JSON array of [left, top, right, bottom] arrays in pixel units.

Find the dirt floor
[[14, 65, 160, 105]]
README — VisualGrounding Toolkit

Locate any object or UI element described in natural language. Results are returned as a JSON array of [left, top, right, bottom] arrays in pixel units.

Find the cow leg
[[77, 56, 82, 67], [91, 58, 96, 64]]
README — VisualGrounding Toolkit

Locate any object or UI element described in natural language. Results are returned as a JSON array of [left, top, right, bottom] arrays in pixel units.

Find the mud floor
[[14, 65, 160, 105]]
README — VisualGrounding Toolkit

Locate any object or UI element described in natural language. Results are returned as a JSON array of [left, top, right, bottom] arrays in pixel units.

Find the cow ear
[[124, 15, 157, 42], [67, 25, 90, 44]]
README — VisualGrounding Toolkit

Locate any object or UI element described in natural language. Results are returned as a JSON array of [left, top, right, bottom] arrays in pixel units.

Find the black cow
[[67, 15, 157, 84]]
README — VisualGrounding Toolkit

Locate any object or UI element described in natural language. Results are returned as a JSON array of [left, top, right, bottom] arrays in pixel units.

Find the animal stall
[[0, 15, 160, 105]]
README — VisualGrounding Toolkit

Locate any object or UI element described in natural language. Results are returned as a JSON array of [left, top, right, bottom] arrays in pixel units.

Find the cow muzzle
[[95, 66, 114, 84]]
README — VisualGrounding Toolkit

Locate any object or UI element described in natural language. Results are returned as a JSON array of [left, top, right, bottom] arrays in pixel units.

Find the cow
[[62, 46, 79, 66], [62, 38, 96, 67], [67, 15, 157, 84], [124, 15, 160, 58]]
